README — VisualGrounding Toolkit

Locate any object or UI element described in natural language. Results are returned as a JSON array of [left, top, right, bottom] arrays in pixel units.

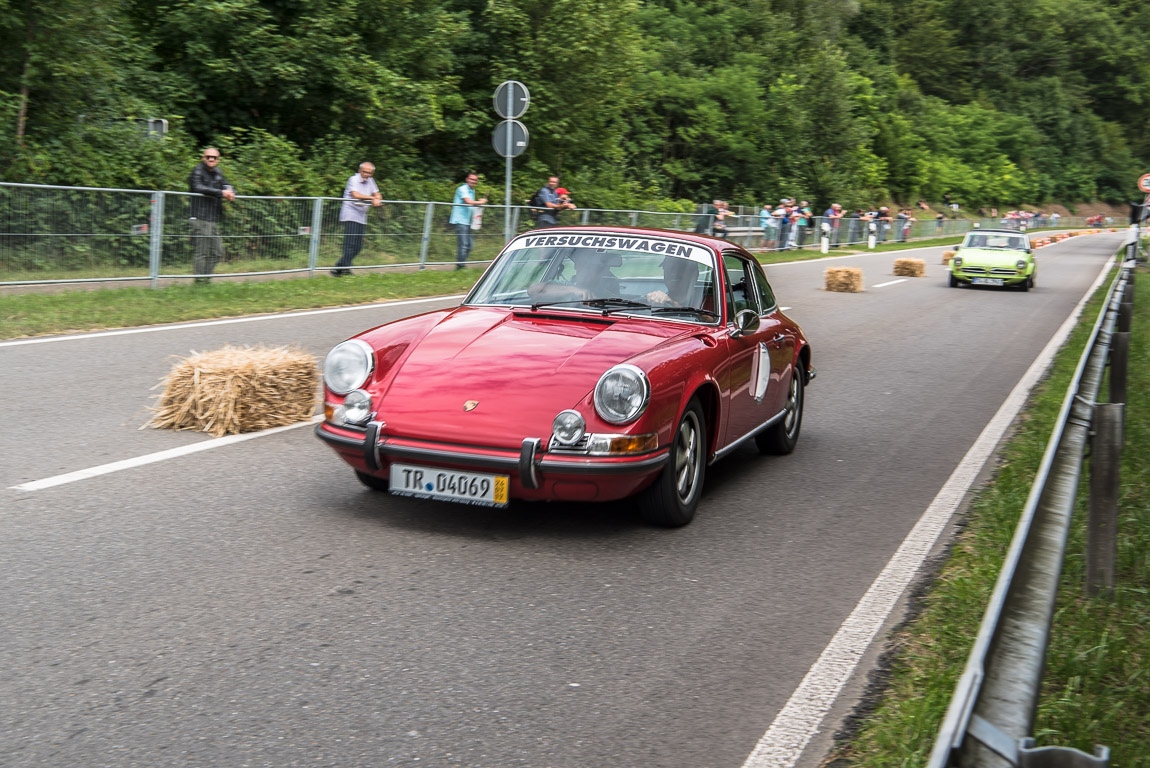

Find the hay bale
[[893, 258, 926, 277], [148, 344, 320, 437], [824, 267, 863, 293], [941, 250, 957, 265]]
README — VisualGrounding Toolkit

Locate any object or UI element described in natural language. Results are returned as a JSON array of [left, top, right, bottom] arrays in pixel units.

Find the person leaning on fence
[[332, 162, 382, 276], [188, 147, 235, 284], [534, 176, 574, 227], [449, 172, 487, 270]]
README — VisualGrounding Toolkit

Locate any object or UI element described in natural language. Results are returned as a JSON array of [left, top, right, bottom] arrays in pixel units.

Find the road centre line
[[0, 294, 468, 348], [740, 255, 1116, 768], [7, 416, 323, 492], [871, 279, 907, 288]]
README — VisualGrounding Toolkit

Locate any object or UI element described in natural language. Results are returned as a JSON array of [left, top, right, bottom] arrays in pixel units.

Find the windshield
[[962, 233, 1028, 250], [467, 232, 719, 322]]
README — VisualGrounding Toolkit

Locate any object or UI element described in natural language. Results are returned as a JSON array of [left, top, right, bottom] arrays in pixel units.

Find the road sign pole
[[505, 87, 514, 244]]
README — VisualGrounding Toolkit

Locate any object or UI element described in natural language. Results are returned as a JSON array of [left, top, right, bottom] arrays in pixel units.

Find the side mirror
[[954, 245, 961, 251], [731, 309, 760, 338]]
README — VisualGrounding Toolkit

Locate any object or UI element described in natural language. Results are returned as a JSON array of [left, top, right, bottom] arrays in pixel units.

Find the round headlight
[[1016, 259, 1027, 270], [594, 364, 650, 424], [552, 410, 586, 445], [323, 339, 374, 395], [953, 256, 963, 267], [338, 389, 373, 426]]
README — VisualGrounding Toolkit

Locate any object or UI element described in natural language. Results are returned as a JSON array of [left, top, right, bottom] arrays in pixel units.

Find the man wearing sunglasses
[[188, 148, 236, 284], [332, 162, 383, 276]]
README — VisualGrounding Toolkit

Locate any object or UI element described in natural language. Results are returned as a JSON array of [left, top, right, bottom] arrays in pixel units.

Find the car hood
[[374, 307, 689, 447], [956, 247, 1029, 266]]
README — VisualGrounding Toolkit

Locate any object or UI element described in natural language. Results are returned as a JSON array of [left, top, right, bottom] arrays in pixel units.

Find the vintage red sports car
[[316, 226, 815, 526]]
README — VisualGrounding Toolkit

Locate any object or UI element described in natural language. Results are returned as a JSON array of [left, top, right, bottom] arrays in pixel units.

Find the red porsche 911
[[316, 227, 814, 527]]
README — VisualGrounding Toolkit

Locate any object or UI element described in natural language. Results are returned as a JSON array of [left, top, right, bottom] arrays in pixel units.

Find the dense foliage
[[2, 0, 1147, 210]]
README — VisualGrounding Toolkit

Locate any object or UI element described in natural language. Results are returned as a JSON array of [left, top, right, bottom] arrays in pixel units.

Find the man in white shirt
[[332, 162, 382, 276]]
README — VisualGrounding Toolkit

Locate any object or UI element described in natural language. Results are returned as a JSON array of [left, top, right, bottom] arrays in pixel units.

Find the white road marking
[[0, 295, 467, 348], [8, 416, 322, 492], [871, 279, 907, 288], [740, 254, 1116, 768]]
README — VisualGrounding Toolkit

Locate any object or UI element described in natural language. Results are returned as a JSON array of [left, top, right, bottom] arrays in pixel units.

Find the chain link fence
[[0, 182, 1093, 287]]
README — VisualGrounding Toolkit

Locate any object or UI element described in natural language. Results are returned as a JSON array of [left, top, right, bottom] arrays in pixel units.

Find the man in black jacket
[[188, 148, 236, 283]]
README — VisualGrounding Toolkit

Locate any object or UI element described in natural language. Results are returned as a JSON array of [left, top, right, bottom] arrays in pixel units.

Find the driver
[[646, 256, 702, 308], [528, 250, 620, 302]]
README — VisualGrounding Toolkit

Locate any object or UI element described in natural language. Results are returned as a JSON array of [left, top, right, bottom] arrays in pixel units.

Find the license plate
[[389, 462, 509, 508], [972, 277, 1004, 286]]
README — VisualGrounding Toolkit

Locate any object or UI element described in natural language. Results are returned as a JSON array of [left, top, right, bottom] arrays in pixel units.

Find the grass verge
[[832, 263, 1149, 767]]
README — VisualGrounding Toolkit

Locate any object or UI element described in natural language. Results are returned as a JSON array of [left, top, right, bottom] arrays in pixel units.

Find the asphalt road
[[1, 233, 1121, 768]]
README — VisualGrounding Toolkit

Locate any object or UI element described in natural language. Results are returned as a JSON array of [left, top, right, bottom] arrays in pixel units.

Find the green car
[[948, 229, 1036, 291]]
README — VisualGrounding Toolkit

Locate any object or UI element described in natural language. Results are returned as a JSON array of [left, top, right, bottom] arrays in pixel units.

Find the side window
[[748, 262, 777, 312], [723, 254, 759, 317]]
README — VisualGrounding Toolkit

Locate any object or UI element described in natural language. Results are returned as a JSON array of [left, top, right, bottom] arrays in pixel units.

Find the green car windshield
[[962, 233, 1028, 250]]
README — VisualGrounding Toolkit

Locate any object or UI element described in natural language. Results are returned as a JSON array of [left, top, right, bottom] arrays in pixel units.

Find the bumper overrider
[[315, 422, 671, 501]]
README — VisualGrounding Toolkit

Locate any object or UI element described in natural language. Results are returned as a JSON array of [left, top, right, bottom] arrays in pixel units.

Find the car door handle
[[771, 333, 786, 346]]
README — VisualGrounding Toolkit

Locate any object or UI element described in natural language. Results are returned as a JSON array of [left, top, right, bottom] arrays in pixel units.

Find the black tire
[[948, 272, 959, 287], [755, 366, 805, 455], [355, 470, 390, 492], [639, 398, 706, 527], [1018, 276, 1030, 292]]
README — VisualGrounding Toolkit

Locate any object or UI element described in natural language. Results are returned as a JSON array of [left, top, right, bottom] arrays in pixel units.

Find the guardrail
[[0, 181, 1091, 287], [927, 255, 1136, 768]]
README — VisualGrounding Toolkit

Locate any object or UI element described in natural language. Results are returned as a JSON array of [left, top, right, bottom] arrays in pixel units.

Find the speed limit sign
[[1138, 173, 1150, 192]]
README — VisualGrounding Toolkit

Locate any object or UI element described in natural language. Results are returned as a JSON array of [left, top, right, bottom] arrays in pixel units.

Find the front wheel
[[756, 366, 805, 455], [948, 272, 959, 287], [355, 470, 390, 492], [639, 399, 706, 527]]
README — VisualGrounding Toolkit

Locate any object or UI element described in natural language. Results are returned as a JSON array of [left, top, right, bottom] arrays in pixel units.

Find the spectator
[[534, 175, 575, 227], [188, 147, 236, 284], [448, 172, 487, 271], [712, 201, 730, 239], [797, 201, 813, 246], [775, 199, 792, 249], [1050, 211, 1060, 227], [936, 211, 945, 235], [823, 202, 843, 245], [760, 202, 778, 250], [556, 187, 575, 208], [332, 162, 382, 276], [876, 206, 892, 243]]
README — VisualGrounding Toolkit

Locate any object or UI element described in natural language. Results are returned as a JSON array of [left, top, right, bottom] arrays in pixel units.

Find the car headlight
[[1016, 259, 1027, 270], [335, 389, 373, 426], [953, 256, 963, 267], [323, 339, 374, 394], [594, 364, 650, 424], [552, 410, 586, 445]]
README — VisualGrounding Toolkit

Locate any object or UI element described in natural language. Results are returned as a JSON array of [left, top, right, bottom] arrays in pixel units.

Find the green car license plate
[[389, 462, 509, 508], [972, 277, 1004, 286]]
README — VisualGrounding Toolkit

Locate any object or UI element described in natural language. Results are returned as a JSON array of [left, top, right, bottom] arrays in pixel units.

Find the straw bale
[[147, 344, 320, 437], [941, 250, 957, 265], [824, 267, 863, 293], [893, 258, 926, 277]]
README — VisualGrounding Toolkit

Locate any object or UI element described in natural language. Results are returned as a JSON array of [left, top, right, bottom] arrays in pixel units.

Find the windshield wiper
[[651, 306, 720, 319], [529, 299, 593, 311], [584, 297, 655, 315]]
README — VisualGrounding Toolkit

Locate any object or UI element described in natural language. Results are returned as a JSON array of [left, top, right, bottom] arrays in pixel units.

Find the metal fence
[[0, 181, 1092, 287], [927, 255, 1136, 768]]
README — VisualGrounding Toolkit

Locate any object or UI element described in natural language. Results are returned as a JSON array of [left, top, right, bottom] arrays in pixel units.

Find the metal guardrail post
[[581, 209, 589, 225], [1086, 403, 1123, 598], [1109, 332, 1129, 405], [307, 197, 322, 277], [418, 202, 434, 269], [148, 192, 164, 289]]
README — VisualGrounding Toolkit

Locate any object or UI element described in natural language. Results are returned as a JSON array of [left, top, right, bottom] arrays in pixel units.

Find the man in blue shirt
[[449, 172, 487, 270], [332, 162, 382, 276], [535, 176, 574, 227]]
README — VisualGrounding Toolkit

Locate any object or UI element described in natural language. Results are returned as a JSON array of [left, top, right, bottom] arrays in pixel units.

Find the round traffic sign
[[492, 119, 529, 158], [493, 81, 530, 119], [1138, 173, 1150, 193]]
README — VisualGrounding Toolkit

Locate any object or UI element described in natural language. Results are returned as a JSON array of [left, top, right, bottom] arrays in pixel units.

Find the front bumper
[[316, 422, 670, 502]]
